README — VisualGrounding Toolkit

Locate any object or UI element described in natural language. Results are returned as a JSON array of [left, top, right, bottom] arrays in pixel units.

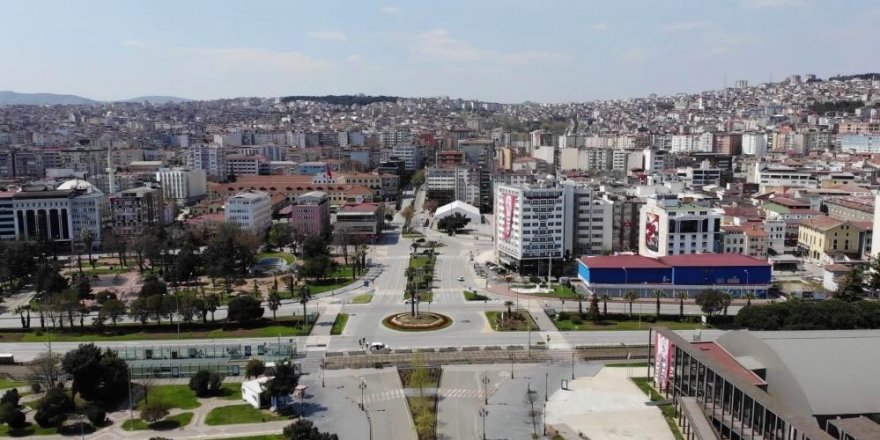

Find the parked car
[[458, 275, 465, 281]]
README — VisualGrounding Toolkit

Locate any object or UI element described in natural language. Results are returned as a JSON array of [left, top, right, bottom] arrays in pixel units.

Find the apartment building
[[109, 186, 163, 237], [334, 203, 384, 243], [187, 145, 227, 179], [721, 224, 769, 259], [155, 168, 207, 205], [798, 216, 867, 264], [289, 191, 330, 238]]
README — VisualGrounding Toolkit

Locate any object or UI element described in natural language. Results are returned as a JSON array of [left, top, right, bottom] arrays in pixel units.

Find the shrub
[[0, 389, 20, 407], [188, 370, 225, 397], [571, 315, 584, 325], [35, 388, 74, 427], [0, 403, 26, 429], [140, 402, 169, 423], [84, 404, 106, 426], [30, 383, 42, 394], [557, 311, 571, 321]]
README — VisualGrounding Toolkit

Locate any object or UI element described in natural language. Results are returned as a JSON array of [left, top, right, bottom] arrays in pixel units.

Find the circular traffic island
[[382, 312, 453, 332]]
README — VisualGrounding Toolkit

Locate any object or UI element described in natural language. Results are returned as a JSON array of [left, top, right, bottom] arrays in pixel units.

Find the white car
[[369, 342, 387, 351], [457, 275, 465, 281]]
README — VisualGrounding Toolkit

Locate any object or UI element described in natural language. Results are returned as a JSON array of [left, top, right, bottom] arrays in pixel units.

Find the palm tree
[[268, 289, 282, 321], [299, 285, 311, 328], [81, 229, 95, 269], [651, 290, 664, 318], [744, 291, 756, 307], [504, 300, 514, 317], [601, 294, 610, 317], [676, 291, 688, 321], [205, 292, 220, 322], [722, 293, 733, 316], [624, 290, 638, 317], [576, 293, 585, 316]]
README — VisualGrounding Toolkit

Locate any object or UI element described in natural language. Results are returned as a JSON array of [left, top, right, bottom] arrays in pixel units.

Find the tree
[[722, 293, 733, 316], [835, 266, 866, 302], [300, 255, 333, 280], [437, 212, 472, 235], [102, 228, 127, 267], [410, 169, 425, 187], [676, 291, 688, 321], [265, 289, 281, 321], [128, 297, 150, 327], [14, 305, 30, 329], [0, 403, 26, 429], [100, 299, 126, 326], [652, 290, 664, 317], [301, 235, 330, 260], [298, 285, 311, 328], [601, 294, 610, 317], [84, 404, 105, 426], [409, 353, 431, 397], [80, 229, 95, 269], [204, 292, 220, 323], [140, 402, 169, 424], [400, 205, 415, 226], [504, 300, 514, 316], [695, 290, 726, 317], [246, 359, 266, 379], [588, 295, 600, 323], [188, 370, 224, 397], [575, 293, 585, 316], [227, 295, 264, 324], [283, 419, 339, 440], [744, 291, 756, 307], [140, 275, 168, 298], [28, 351, 62, 390], [266, 361, 300, 408], [61, 344, 128, 403], [0, 389, 20, 407], [624, 290, 638, 317], [267, 223, 293, 252], [34, 388, 74, 428]]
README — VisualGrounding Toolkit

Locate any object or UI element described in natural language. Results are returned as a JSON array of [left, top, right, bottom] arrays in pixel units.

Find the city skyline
[[2, 0, 878, 103]]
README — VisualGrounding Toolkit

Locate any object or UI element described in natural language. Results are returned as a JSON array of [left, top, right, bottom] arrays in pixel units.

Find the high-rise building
[[639, 196, 724, 258], [290, 191, 330, 238], [187, 145, 227, 179], [110, 186, 163, 237], [225, 190, 272, 235], [156, 168, 207, 205]]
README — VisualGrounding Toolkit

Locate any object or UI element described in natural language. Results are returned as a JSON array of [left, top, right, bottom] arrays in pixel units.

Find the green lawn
[[219, 382, 243, 401], [485, 311, 537, 331], [524, 285, 578, 299], [352, 293, 373, 304], [204, 404, 286, 426], [331, 313, 349, 336], [123, 412, 194, 431], [0, 379, 27, 389], [552, 318, 702, 331], [137, 385, 200, 410], [306, 265, 356, 294], [409, 255, 432, 269], [463, 290, 489, 301], [0, 422, 59, 436], [14, 319, 313, 342], [257, 252, 296, 264]]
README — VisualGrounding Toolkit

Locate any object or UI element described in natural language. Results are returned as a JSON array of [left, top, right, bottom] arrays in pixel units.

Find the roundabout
[[382, 312, 453, 332]]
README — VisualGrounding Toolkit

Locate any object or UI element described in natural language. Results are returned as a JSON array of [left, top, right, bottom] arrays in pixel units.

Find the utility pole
[[359, 380, 367, 410], [481, 374, 490, 405], [478, 407, 489, 440]]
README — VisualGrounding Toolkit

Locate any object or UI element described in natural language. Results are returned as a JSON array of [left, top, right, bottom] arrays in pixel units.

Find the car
[[404, 298, 420, 304], [458, 275, 465, 281], [369, 342, 387, 351]]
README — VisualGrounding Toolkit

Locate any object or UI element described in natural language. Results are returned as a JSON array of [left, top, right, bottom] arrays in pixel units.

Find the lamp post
[[509, 354, 515, 379], [743, 269, 750, 298], [481, 374, 490, 405], [320, 358, 326, 388], [571, 351, 576, 380], [478, 407, 489, 440], [359, 380, 367, 410], [545, 371, 549, 402], [622, 267, 629, 297]]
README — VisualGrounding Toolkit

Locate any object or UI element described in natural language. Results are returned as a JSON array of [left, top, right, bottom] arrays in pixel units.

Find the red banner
[[502, 194, 517, 241]]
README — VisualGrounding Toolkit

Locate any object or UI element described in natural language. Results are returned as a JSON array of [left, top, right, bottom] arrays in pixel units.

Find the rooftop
[[579, 255, 669, 269], [659, 253, 770, 267], [691, 341, 766, 387]]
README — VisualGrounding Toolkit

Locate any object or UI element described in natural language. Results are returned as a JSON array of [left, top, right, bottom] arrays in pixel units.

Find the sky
[[1, 0, 878, 103]]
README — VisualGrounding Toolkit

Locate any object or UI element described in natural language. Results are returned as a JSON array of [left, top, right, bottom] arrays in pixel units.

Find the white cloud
[[662, 20, 712, 31], [187, 47, 327, 74], [381, 6, 400, 15], [742, 0, 802, 8], [121, 40, 148, 48], [590, 23, 609, 31], [412, 28, 483, 63], [308, 30, 347, 41], [411, 28, 571, 66]]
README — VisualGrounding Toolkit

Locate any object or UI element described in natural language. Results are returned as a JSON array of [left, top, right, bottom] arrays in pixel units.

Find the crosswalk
[[361, 388, 493, 404]]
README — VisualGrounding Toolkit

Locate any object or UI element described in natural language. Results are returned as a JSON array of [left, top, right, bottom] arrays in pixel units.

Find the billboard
[[654, 332, 675, 392], [645, 212, 660, 253], [502, 193, 518, 241]]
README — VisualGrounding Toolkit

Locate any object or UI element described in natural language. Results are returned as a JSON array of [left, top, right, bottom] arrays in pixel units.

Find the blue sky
[[1, 0, 878, 102]]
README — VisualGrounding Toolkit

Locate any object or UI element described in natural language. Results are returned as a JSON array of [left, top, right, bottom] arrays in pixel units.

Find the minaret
[[106, 143, 115, 194]]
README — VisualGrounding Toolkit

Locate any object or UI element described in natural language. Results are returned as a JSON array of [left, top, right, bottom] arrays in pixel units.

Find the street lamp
[[359, 380, 367, 410], [545, 371, 549, 402], [743, 269, 750, 298], [509, 354, 515, 379], [478, 407, 489, 440], [571, 351, 576, 380], [481, 374, 490, 405], [320, 358, 326, 388]]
